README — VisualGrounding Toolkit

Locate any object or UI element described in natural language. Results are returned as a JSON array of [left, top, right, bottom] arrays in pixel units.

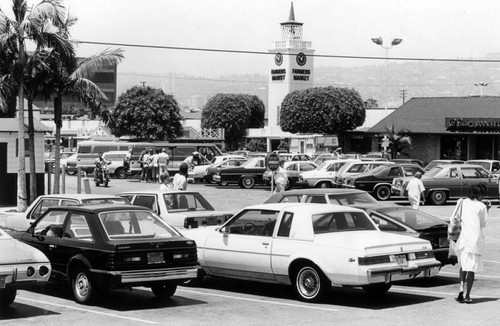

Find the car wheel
[[240, 176, 256, 189], [374, 185, 391, 201], [151, 283, 177, 299], [181, 269, 205, 287], [293, 264, 327, 302], [429, 190, 447, 205], [362, 283, 392, 295], [66, 169, 77, 176], [72, 268, 95, 304], [115, 168, 127, 179], [0, 287, 17, 308], [316, 181, 331, 189]]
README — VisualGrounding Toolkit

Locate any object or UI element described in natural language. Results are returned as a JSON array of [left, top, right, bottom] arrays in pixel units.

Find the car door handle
[[262, 242, 269, 246]]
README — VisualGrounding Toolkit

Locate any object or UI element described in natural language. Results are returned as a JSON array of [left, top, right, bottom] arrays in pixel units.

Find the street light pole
[[474, 82, 488, 97], [371, 37, 403, 116]]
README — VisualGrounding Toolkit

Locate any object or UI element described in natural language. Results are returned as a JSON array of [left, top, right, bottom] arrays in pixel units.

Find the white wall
[[2, 132, 46, 174]]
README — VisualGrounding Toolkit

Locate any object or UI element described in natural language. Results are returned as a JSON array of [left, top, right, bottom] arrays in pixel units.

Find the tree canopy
[[201, 93, 265, 149], [110, 86, 183, 140], [280, 87, 366, 134]]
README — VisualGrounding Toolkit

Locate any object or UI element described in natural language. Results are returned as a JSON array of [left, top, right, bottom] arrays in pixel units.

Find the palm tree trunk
[[27, 97, 37, 203], [53, 95, 63, 194], [17, 40, 27, 212]]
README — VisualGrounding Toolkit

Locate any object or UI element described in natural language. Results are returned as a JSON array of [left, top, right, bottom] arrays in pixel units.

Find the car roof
[[243, 203, 364, 215], [465, 160, 500, 163], [274, 188, 368, 195], [45, 204, 148, 214], [38, 194, 123, 200], [117, 190, 201, 195]]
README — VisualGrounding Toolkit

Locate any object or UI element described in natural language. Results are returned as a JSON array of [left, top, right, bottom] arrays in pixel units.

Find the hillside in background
[[118, 54, 500, 110]]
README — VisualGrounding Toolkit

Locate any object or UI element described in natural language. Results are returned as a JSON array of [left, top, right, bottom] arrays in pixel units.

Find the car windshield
[[425, 167, 444, 177], [81, 198, 129, 205], [241, 158, 264, 168], [163, 193, 214, 212], [99, 210, 179, 239], [377, 208, 447, 230], [312, 211, 376, 234], [328, 192, 378, 205]]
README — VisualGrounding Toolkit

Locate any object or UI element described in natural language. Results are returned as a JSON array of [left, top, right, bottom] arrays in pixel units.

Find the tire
[[240, 176, 256, 189], [66, 169, 77, 176], [72, 268, 95, 304], [151, 283, 177, 299], [219, 180, 228, 186], [115, 168, 127, 179], [0, 287, 17, 309], [362, 283, 392, 295], [293, 264, 328, 302], [374, 185, 391, 201], [316, 181, 331, 189], [429, 190, 447, 205]]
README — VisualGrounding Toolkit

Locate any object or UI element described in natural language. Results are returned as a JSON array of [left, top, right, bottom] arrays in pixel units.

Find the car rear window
[[312, 212, 376, 234]]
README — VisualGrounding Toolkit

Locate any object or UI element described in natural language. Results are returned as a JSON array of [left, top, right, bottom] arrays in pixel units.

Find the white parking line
[[439, 271, 500, 279], [392, 286, 489, 298], [484, 259, 500, 264], [178, 288, 339, 312], [17, 296, 158, 324]]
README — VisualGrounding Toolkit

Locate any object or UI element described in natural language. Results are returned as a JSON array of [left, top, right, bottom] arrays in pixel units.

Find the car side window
[[305, 195, 327, 204], [286, 163, 297, 171], [33, 210, 69, 237], [277, 212, 294, 237], [31, 199, 60, 220], [461, 168, 484, 179], [301, 163, 316, 171], [369, 214, 406, 232], [61, 199, 79, 206], [134, 195, 157, 211], [277, 195, 301, 203], [63, 213, 94, 241], [226, 209, 279, 237], [449, 168, 459, 178], [388, 167, 403, 177]]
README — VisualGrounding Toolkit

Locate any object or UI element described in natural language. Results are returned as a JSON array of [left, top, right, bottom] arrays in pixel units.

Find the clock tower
[[268, 2, 314, 128]]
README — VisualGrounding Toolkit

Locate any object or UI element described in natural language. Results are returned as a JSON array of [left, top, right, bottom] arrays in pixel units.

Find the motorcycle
[[94, 160, 111, 187]]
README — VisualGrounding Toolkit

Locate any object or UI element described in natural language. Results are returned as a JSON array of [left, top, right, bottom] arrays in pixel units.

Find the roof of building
[[352, 108, 397, 132], [0, 118, 52, 133], [180, 110, 202, 120], [368, 96, 500, 134]]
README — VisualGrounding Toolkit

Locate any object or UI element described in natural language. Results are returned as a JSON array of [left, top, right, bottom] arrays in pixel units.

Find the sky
[[2, 0, 500, 80]]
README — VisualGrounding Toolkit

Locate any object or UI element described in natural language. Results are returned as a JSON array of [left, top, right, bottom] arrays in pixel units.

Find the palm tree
[[384, 125, 412, 159], [0, 0, 70, 211], [45, 47, 123, 194]]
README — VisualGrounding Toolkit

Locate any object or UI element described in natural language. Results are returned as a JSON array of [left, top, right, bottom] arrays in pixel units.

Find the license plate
[[395, 254, 408, 267], [147, 252, 165, 264], [439, 237, 450, 248], [0, 276, 6, 289]]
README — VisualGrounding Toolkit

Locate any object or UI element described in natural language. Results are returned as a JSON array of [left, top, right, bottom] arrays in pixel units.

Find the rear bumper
[[89, 266, 200, 286], [0, 263, 51, 288], [364, 261, 441, 284]]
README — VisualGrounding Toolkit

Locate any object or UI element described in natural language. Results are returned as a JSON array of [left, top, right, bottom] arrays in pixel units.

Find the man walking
[[406, 171, 425, 209]]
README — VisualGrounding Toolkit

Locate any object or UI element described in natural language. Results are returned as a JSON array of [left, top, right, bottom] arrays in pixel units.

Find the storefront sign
[[445, 118, 500, 131]]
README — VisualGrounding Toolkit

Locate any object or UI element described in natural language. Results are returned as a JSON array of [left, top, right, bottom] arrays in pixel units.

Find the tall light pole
[[474, 82, 488, 97], [371, 37, 403, 116]]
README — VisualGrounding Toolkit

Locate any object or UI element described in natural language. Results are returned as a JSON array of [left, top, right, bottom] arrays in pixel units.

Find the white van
[[76, 141, 130, 174]]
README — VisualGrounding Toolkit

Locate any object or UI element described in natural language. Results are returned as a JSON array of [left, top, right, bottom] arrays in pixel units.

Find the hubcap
[[76, 274, 89, 298], [298, 268, 319, 298]]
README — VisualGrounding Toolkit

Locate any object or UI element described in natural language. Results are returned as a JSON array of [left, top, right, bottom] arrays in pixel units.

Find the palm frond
[[73, 77, 107, 101], [72, 48, 124, 79], [30, 0, 66, 27]]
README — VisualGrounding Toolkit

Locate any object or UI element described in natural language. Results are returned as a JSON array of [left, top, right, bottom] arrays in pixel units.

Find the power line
[[77, 40, 500, 64]]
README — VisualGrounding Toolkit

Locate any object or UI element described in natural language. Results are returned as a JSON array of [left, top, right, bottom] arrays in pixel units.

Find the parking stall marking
[[178, 288, 340, 312], [438, 271, 500, 280], [392, 286, 489, 299], [17, 296, 159, 324]]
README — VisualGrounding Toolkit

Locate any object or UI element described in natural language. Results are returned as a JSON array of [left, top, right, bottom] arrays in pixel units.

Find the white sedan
[[182, 203, 441, 302]]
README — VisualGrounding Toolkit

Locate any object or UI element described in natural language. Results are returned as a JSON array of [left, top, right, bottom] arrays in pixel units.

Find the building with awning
[[367, 96, 500, 162]]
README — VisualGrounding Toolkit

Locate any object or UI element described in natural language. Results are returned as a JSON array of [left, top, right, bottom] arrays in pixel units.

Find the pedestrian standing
[[140, 149, 150, 183], [454, 184, 489, 304], [151, 149, 160, 183], [406, 171, 425, 209], [158, 148, 169, 182], [146, 149, 154, 182], [173, 162, 189, 190], [159, 172, 173, 191], [273, 160, 288, 194]]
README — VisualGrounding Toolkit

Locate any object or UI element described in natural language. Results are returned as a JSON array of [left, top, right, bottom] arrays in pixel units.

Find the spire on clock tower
[[275, 2, 310, 50]]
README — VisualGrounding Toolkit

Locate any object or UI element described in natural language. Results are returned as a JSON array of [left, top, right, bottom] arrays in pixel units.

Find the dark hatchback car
[[264, 189, 454, 266], [18, 204, 199, 304]]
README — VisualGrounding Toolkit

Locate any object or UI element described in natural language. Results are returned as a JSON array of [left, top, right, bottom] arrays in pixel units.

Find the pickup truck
[[117, 190, 233, 228]]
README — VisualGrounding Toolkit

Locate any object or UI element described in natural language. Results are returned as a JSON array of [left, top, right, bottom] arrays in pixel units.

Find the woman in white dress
[[455, 183, 489, 304]]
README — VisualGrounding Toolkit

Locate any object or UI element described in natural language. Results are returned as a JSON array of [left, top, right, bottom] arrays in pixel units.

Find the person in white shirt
[[151, 149, 160, 183], [273, 161, 288, 194], [173, 163, 189, 190], [405, 172, 425, 209], [158, 148, 169, 182], [159, 173, 173, 191]]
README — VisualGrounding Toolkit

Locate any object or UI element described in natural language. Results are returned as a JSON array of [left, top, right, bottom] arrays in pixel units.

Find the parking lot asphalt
[[2, 175, 499, 325]]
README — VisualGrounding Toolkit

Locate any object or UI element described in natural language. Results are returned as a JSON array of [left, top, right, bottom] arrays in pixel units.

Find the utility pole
[[400, 89, 407, 104]]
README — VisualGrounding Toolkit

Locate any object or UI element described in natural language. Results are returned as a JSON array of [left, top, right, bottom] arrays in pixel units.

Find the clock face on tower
[[275, 53, 283, 66], [296, 52, 307, 66]]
